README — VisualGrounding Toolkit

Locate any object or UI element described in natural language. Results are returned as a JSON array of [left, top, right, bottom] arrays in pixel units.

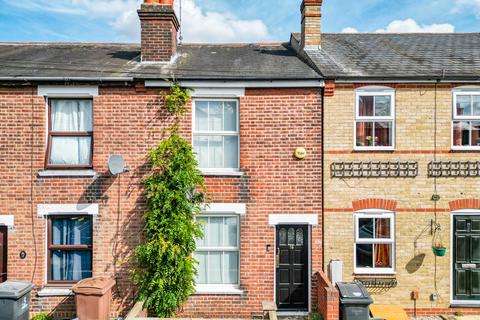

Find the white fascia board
[[145, 80, 324, 88], [37, 203, 99, 217], [191, 87, 245, 97], [37, 85, 99, 97], [0, 215, 14, 228], [268, 214, 318, 226], [202, 203, 246, 215]]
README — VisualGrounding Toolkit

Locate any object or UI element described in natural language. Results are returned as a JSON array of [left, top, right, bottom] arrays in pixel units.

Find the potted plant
[[432, 242, 447, 257]]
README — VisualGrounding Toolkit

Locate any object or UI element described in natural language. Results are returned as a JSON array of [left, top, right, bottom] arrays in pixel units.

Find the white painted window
[[452, 90, 480, 149], [195, 215, 240, 288], [193, 99, 239, 171], [354, 211, 395, 274], [355, 89, 395, 150]]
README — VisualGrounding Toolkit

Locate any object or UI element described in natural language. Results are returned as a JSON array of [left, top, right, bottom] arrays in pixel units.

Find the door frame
[[450, 210, 480, 306], [0, 226, 7, 283], [273, 223, 312, 313]]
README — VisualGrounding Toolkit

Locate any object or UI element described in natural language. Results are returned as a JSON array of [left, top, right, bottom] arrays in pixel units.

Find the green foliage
[[132, 83, 204, 317], [164, 83, 190, 116], [309, 312, 324, 320], [31, 313, 53, 320]]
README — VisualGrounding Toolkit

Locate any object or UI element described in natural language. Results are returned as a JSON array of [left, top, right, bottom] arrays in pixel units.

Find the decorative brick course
[[449, 198, 480, 211], [352, 198, 397, 212]]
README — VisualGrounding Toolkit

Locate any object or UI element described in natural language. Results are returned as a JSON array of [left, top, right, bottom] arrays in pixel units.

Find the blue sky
[[0, 0, 479, 43]]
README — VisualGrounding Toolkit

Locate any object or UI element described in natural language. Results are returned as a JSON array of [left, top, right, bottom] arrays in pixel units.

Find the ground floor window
[[354, 211, 395, 274], [47, 215, 93, 283], [195, 215, 239, 287]]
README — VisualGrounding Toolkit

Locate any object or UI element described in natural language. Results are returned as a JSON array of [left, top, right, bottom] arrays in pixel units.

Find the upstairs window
[[453, 91, 480, 149], [355, 90, 395, 150], [47, 99, 93, 168], [193, 100, 239, 171], [355, 211, 395, 274]]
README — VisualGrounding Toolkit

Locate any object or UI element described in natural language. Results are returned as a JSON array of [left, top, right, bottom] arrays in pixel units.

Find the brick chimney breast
[[138, 0, 179, 63], [301, 0, 322, 50]]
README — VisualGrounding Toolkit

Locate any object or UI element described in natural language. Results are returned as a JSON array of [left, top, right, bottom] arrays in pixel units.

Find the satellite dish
[[108, 155, 126, 175]]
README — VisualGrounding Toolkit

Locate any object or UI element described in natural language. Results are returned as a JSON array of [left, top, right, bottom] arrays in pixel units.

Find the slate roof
[[292, 33, 480, 80], [0, 42, 320, 81]]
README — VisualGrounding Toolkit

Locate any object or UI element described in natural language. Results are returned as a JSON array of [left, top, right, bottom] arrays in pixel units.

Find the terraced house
[[0, 0, 324, 318], [0, 0, 480, 319], [304, 33, 480, 317]]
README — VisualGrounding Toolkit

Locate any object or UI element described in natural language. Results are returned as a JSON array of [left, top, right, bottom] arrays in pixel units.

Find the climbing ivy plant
[[133, 83, 205, 317]]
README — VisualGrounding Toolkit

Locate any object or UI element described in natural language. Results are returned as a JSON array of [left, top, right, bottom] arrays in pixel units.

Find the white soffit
[[190, 87, 245, 97], [37, 203, 99, 217], [202, 203, 246, 215], [37, 85, 99, 97], [145, 80, 324, 88], [268, 214, 318, 226]]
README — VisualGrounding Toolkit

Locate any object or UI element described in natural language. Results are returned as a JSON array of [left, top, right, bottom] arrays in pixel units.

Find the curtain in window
[[51, 251, 92, 281], [50, 100, 92, 165], [374, 219, 391, 267], [51, 217, 92, 281], [52, 217, 91, 245]]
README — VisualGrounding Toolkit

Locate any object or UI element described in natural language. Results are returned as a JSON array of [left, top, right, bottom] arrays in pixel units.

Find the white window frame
[[354, 88, 395, 151], [192, 98, 240, 174], [38, 203, 98, 287], [451, 89, 480, 150], [195, 203, 245, 294], [354, 210, 395, 275]]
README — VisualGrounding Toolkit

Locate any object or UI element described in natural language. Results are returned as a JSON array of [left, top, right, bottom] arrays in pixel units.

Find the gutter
[[145, 79, 325, 88], [0, 77, 134, 82], [333, 78, 480, 83]]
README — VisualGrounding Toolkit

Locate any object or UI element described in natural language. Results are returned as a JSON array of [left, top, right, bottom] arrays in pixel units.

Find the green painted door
[[453, 215, 480, 301]]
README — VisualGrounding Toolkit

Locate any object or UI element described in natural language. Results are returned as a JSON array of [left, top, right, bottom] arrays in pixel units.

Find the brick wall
[[323, 84, 480, 315], [316, 271, 339, 320], [0, 85, 323, 318]]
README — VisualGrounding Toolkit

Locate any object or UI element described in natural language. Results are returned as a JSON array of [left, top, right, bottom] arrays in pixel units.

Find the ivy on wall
[[133, 83, 205, 317]]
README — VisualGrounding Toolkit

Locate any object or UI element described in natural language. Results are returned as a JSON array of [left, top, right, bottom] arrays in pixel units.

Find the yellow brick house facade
[[322, 82, 480, 316]]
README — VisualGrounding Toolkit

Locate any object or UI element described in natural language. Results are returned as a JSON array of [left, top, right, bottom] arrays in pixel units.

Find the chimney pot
[[144, 0, 174, 7]]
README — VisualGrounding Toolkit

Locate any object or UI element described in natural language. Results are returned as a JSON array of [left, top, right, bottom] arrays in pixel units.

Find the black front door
[[453, 215, 480, 301], [0, 226, 7, 283], [276, 225, 308, 310]]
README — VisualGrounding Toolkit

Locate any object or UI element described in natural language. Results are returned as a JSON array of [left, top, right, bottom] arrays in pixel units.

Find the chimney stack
[[138, 0, 179, 62], [301, 0, 322, 49]]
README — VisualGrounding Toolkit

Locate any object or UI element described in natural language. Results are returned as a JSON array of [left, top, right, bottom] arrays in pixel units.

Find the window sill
[[354, 273, 396, 278], [37, 287, 73, 297], [451, 147, 480, 152], [38, 170, 97, 177], [194, 285, 243, 295], [353, 148, 395, 152], [200, 170, 244, 177]]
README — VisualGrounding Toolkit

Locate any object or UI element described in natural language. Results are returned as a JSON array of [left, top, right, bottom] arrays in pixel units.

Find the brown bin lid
[[72, 277, 115, 295]]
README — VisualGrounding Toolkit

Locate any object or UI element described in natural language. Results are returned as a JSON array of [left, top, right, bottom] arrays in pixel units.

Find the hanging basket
[[432, 246, 447, 257]]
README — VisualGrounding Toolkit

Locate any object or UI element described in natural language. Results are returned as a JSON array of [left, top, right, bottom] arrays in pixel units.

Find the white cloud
[[341, 27, 359, 33], [5, 0, 272, 43], [375, 18, 455, 33], [175, 0, 271, 43]]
